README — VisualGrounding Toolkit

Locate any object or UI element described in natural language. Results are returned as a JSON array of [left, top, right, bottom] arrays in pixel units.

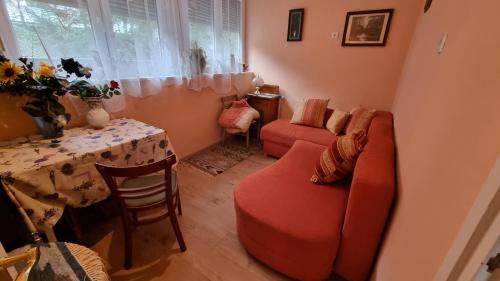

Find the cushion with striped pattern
[[344, 106, 376, 134], [311, 130, 366, 184], [290, 98, 329, 128]]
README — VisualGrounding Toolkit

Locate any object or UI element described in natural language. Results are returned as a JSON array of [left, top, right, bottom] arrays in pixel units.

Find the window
[[187, 0, 242, 74], [222, 0, 242, 70], [188, 0, 214, 54], [5, 0, 97, 64], [1, 0, 244, 80], [108, 0, 165, 78]]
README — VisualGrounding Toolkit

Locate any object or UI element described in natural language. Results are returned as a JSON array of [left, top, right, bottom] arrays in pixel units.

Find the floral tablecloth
[[0, 118, 175, 233]]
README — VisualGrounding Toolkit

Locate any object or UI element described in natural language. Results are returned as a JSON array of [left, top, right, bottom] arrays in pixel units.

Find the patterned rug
[[183, 138, 260, 176]]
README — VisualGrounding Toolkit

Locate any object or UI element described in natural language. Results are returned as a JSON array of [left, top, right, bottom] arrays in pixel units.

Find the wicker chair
[[0, 247, 39, 281]]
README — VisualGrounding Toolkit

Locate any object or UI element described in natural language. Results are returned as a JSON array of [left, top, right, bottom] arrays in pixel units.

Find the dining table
[[0, 118, 176, 241]]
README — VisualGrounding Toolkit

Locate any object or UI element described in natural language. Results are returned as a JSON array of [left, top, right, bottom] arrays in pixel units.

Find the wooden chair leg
[[167, 203, 186, 252], [257, 121, 262, 147], [66, 207, 84, 242], [122, 218, 133, 269], [246, 131, 250, 148], [177, 193, 183, 216]]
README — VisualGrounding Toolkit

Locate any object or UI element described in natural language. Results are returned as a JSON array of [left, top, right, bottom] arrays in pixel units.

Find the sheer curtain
[[185, 0, 243, 92], [0, 0, 244, 112]]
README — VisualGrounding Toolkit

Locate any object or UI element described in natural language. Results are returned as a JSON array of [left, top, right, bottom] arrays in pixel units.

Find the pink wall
[[0, 74, 254, 158], [372, 0, 500, 280], [245, 0, 422, 118]]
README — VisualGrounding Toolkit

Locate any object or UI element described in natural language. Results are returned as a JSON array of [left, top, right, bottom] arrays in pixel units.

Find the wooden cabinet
[[246, 84, 281, 127], [247, 94, 280, 126]]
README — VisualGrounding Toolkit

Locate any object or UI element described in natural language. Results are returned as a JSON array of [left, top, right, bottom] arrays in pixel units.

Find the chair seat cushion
[[121, 171, 177, 208], [261, 119, 338, 148], [234, 140, 350, 280]]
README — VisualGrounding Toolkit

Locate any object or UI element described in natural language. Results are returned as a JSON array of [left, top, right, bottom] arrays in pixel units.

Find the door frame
[[433, 156, 500, 281]]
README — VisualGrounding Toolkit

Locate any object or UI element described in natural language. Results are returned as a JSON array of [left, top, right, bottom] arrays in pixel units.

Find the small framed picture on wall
[[342, 9, 394, 47], [287, 9, 304, 41], [424, 0, 433, 13]]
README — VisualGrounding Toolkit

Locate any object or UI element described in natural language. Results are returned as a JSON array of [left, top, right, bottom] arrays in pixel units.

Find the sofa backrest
[[333, 111, 396, 281]]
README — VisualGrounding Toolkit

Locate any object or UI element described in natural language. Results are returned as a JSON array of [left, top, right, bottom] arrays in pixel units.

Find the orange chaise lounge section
[[234, 112, 395, 281]]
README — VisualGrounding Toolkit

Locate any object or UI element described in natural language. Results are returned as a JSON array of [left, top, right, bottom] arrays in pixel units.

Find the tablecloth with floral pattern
[[0, 118, 175, 232]]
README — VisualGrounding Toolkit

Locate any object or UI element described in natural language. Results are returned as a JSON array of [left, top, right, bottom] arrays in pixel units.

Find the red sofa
[[260, 109, 338, 158], [234, 111, 395, 281]]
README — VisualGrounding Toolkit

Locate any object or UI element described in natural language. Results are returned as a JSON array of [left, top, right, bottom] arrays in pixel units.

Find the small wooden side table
[[247, 92, 281, 127]]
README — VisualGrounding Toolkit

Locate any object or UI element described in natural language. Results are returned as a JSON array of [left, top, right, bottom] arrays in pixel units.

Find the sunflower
[[0, 62, 22, 83], [37, 62, 55, 78]]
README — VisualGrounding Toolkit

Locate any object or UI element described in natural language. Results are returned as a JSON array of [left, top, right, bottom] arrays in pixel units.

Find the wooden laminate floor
[[84, 152, 344, 281]]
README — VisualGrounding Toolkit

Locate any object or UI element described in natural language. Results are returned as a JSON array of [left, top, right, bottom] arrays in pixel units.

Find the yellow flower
[[37, 62, 55, 77], [0, 62, 22, 83]]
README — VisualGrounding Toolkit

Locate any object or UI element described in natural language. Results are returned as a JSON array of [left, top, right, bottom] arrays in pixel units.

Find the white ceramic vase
[[85, 97, 110, 129]]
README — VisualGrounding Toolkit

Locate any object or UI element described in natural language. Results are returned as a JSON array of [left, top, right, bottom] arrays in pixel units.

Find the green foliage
[[68, 78, 121, 99]]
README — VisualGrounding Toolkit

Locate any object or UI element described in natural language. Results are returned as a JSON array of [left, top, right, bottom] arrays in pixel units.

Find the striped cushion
[[345, 107, 376, 134], [311, 130, 366, 184], [326, 110, 350, 135], [291, 98, 329, 128]]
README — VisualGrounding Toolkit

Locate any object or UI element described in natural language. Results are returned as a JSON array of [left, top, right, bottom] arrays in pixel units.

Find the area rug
[[183, 139, 260, 176]]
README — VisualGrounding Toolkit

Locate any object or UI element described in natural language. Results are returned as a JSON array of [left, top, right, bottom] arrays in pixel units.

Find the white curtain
[[185, 0, 243, 91], [0, 0, 244, 112]]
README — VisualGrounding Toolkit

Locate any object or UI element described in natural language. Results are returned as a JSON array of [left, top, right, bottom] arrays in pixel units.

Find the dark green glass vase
[[32, 117, 63, 139]]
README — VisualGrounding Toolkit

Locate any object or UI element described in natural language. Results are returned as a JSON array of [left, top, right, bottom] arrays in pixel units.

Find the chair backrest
[[221, 94, 239, 109], [95, 155, 177, 213]]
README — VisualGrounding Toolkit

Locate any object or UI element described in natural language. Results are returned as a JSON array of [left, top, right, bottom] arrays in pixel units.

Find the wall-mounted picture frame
[[424, 0, 433, 13], [287, 9, 304, 42], [342, 9, 394, 47]]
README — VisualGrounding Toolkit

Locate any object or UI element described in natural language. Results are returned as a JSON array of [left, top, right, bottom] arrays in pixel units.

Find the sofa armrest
[[333, 112, 396, 281]]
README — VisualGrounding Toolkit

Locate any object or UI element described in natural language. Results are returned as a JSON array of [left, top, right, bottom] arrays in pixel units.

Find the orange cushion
[[261, 119, 338, 148], [326, 110, 350, 135], [234, 140, 349, 280]]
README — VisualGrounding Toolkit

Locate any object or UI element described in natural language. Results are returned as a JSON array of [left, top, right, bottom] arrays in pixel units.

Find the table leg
[[45, 228, 58, 242], [66, 207, 84, 242]]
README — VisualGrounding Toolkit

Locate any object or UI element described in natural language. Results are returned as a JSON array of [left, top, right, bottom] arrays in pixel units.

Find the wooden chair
[[95, 155, 186, 269], [220, 94, 260, 148]]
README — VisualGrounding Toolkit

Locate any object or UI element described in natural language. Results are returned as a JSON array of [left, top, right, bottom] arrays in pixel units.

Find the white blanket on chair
[[218, 100, 260, 134]]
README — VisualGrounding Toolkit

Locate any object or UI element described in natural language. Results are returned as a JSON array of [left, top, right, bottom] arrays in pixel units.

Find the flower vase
[[32, 117, 64, 139], [85, 98, 110, 129]]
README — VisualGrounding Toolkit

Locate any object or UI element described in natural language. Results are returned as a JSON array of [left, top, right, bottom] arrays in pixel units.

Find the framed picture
[[287, 9, 304, 42], [342, 9, 394, 47], [424, 0, 433, 13]]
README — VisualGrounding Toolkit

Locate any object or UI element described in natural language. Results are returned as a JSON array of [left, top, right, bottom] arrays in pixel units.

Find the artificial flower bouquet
[[0, 55, 121, 138]]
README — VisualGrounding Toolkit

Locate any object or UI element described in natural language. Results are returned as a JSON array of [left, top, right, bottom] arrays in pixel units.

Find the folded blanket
[[11, 242, 109, 281], [218, 100, 260, 133]]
